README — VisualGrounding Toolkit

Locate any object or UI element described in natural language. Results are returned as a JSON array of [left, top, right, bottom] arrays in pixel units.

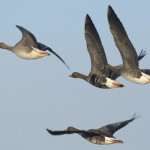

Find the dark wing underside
[[46, 128, 99, 136], [97, 114, 138, 136], [108, 6, 139, 69], [37, 42, 70, 69], [140, 69, 150, 75], [47, 129, 77, 135], [138, 50, 146, 61], [85, 14, 108, 75], [15, 25, 38, 49]]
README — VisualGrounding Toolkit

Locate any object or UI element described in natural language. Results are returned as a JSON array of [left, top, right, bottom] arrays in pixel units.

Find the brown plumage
[[47, 114, 138, 145], [69, 14, 146, 88], [107, 5, 150, 84], [0, 25, 70, 69], [69, 14, 124, 89]]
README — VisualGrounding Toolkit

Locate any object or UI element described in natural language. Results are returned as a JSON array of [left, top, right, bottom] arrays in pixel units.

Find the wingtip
[[16, 25, 25, 31], [66, 64, 71, 70], [46, 128, 50, 132], [142, 49, 147, 55], [86, 14, 90, 19], [139, 49, 147, 59], [46, 128, 52, 134], [85, 14, 92, 24], [62, 62, 70, 70], [108, 5, 112, 9], [16, 25, 20, 29], [49, 49, 70, 70], [108, 5, 114, 16], [16, 25, 22, 28], [132, 113, 141, 120]]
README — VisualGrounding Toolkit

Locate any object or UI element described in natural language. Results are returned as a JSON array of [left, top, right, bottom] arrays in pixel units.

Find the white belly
[[123, 72, 150, 84], [15, 47, 49, 59]]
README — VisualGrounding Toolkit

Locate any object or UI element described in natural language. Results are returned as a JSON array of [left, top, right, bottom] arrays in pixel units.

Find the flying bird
[[69, 14, 146, 88], [47, 114, 138, 145], [107, 5, 150, 84], [69, 14, 124, 89], [0, 25, 70, 69]]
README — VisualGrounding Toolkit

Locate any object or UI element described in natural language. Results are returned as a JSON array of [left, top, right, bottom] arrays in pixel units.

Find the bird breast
[[123, 72, 150, 84], [14, 47, 49, 59]]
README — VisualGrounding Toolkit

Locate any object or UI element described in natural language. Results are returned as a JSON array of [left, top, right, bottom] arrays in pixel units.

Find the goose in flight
[[69, 14, 145, 88], [0, 25, 70, 69], [107, 6, 150, 84], [47, 114, 138, 145], [69, 14, 124, 89]]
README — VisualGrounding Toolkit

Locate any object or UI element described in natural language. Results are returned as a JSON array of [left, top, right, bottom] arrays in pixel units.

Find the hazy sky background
[[0, 0, 150, 149]]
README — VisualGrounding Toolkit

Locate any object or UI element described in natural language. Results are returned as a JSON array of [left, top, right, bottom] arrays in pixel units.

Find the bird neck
[[0, 43, 13, 51], [77, 73, 88, 81]]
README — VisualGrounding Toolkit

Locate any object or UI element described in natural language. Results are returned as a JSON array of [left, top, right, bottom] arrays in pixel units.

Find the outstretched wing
[[108, 6, 139, 69], [15, 25, 38, 49], [38, 42, 70, 69], [85, 14, 108, 75], [47, 129, 76, 135], [109, 50, 147, 79], [138, 50, 146, 61], [98, 114, 138, 136], [46, 128, 99, 136], [140, 69, 150, 75]]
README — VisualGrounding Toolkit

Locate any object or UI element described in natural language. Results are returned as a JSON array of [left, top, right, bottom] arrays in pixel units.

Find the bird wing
[[15, 25, 38, 49], [140, 69, 150, 75], [37, 42, 70, 69], [98, 114, 138, 136], [85, 14, 108, 75], [47, 128, 76, 135], [110, 50, 147, 79], [108, 6, 139, 69], [46, 128, 99, 136], [138, 50, 146, 61]]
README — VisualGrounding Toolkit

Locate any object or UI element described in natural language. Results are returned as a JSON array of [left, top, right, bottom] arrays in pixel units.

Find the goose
[[69, 14, 146, 88], [107, 6, 150, 84], [47, 114, 138, 145], [0, 25, 70, 69]]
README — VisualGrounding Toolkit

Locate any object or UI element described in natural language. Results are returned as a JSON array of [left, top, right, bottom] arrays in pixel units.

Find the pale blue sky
[[0, 0, 150, 149]]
